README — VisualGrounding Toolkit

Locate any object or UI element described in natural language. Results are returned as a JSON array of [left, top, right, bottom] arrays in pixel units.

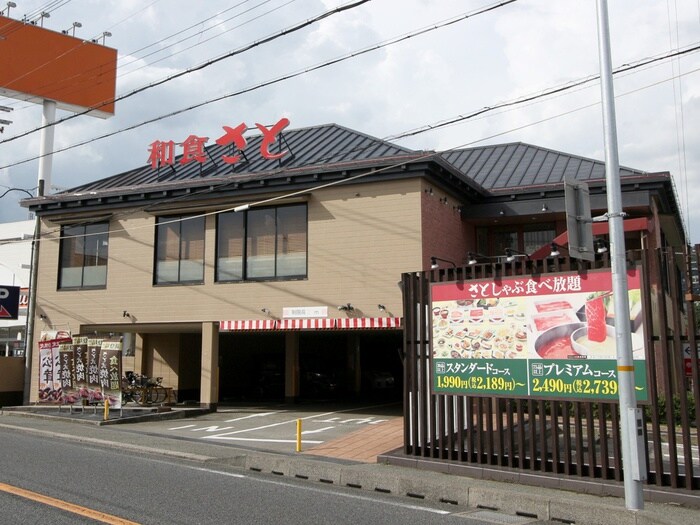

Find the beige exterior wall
[[28, 178, 423, 400]]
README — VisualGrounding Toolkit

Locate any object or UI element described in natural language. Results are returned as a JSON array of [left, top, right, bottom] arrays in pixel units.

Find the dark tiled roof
[[68, 123, 416, 193], [45, 127, 668, 210], [440, 142, 647, 191]]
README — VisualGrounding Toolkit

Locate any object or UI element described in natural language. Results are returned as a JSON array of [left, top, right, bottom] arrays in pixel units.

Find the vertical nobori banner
[[37, 331, 72, 403], [86, 337, 104, 403], [57, 339, 77, 405], [72, 335, 89, 403], [99, 338, 123, 409], [431, 269, 647, 401]]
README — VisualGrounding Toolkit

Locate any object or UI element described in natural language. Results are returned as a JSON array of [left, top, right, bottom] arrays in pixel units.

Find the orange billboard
[[0, 15, 117, 118]]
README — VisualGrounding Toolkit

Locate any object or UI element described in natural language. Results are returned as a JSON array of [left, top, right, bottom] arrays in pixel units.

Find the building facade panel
[[28, 178, 422, 402]]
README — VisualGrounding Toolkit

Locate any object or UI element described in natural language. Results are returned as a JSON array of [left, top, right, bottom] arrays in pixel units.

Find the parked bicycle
[[122, 371, 169, 406]]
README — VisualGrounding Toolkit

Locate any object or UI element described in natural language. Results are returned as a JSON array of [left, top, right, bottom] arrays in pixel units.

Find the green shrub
[[646, 392, 697, 425]]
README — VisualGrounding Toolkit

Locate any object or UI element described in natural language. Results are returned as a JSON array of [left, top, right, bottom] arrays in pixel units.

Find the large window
[[523, 225, 556, 254], [216, 204, 307, 282], [476, 223, 556, 257], [155, 215, 205, 284], [59, 223, 109, 289]]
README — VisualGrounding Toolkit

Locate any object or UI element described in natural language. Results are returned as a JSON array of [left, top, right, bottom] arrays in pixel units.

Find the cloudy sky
[[1, 0, 699, 243]]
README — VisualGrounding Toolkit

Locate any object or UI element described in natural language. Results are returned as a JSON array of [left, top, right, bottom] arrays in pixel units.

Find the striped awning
[[277, 318, 336, 330], [336, 317, 402, 329], [219, 320, 277, 331]]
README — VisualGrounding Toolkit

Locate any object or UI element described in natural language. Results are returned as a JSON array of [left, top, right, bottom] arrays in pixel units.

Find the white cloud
[[1, 0, 698, 242]]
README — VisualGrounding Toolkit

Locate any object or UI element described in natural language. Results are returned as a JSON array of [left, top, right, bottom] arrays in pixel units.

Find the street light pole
[[595, 0, 645, 510]]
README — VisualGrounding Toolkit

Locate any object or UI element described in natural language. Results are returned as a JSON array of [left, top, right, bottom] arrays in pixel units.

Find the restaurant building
[[21, 122, 685, 407]]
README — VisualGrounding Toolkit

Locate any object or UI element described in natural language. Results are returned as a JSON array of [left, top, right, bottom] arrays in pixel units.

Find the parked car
[[257, 367, 284, 399], [363, 370, 395, 390], [301, 370, 340, 397]]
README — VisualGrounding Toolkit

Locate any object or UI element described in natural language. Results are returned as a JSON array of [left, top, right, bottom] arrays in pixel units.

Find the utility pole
[[595, 0, 645, 510], [23, 100, 56, 405]]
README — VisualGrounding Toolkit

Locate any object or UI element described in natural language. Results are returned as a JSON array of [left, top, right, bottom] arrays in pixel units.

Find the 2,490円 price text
[[531, 378, 618, 396]]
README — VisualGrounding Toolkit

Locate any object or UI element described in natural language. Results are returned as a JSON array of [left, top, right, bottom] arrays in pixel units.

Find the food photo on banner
[[72, 335, 89, 403], [37, 330, 72, 402], [430, 269, 647, 402], [86, 337, 104, 403], [99, 338, 123, 409], [37, 332, 123, 407], [57, 339, 76, 404]]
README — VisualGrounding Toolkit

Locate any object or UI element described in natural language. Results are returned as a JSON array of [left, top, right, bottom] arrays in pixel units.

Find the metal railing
[[400, 246, 700, 494]]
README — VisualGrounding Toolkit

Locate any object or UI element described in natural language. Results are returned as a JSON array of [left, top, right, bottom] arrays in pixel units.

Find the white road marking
[[203, 410, 342, 438], [190, 426, 234, 432], [203, 436, 323, 444], [301, 426, 335, 434], [224, 412, 280, 423], [168, 405, 398, 444]]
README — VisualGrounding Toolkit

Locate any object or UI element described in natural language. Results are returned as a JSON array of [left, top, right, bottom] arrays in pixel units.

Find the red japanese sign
[[148, 117, 290, 169]]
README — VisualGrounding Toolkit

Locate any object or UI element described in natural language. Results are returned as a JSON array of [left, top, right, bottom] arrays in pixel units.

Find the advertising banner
[[36, 332, 123, 406], [37, 330, 72, 402], [72, 335, 89, 400], [86, 337, 104, 403], [57, 340, 77, 404], [99, 338, 123, 409], [431, 269, 647, 402]]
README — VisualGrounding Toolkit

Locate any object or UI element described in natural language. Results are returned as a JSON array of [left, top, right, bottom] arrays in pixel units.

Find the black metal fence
[[401, 246, 699, 493]]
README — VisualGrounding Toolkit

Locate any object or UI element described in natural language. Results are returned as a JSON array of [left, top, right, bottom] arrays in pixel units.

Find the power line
[[1, 0, 290, 113], [384, 43, 700, 142], [1, 35, 697, 174], [22, 0, 72, 22], [0, 0, 376, 145], [0, 0, 519, 171], [118, 0, 284, 75], [0, 187, 35, 199], [5, 64, 697, 250]]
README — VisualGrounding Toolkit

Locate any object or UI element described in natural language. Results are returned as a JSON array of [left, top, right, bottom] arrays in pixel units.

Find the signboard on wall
[[0, 285, 20, 319], [430, 269, 647, 402]]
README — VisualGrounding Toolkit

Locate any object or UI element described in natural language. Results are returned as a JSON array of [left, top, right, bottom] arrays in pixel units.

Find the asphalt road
[[113, 401, 404, 455], [0, 426, 547, 525]]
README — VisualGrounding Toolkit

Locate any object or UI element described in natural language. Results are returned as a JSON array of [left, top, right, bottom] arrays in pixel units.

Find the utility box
[[625, 407, 648, 482]]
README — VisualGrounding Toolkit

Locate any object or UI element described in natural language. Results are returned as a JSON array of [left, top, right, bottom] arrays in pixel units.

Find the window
[[493, 230, 518, 256], [523, 225, 556, 255], [59, 223, 109, 289], [476, 223, 556, 257], [216, 204, 307, 281], [155, 215, 205, 284]]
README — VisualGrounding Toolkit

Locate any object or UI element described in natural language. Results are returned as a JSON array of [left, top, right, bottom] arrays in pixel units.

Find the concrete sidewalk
[[303, 417, 404, 462], [1, 407, 698, 525]]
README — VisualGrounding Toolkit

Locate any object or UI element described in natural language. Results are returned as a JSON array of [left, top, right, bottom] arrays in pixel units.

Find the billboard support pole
[[23, 99, 56, 405], [595, 0, 645, 510]]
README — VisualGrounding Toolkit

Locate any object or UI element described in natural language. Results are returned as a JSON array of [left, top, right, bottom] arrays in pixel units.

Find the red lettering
[[179, 135, 209, 164], [215, 123, 248, 165], [147, 140, 175, 169], [256, 117, 290, 160]]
